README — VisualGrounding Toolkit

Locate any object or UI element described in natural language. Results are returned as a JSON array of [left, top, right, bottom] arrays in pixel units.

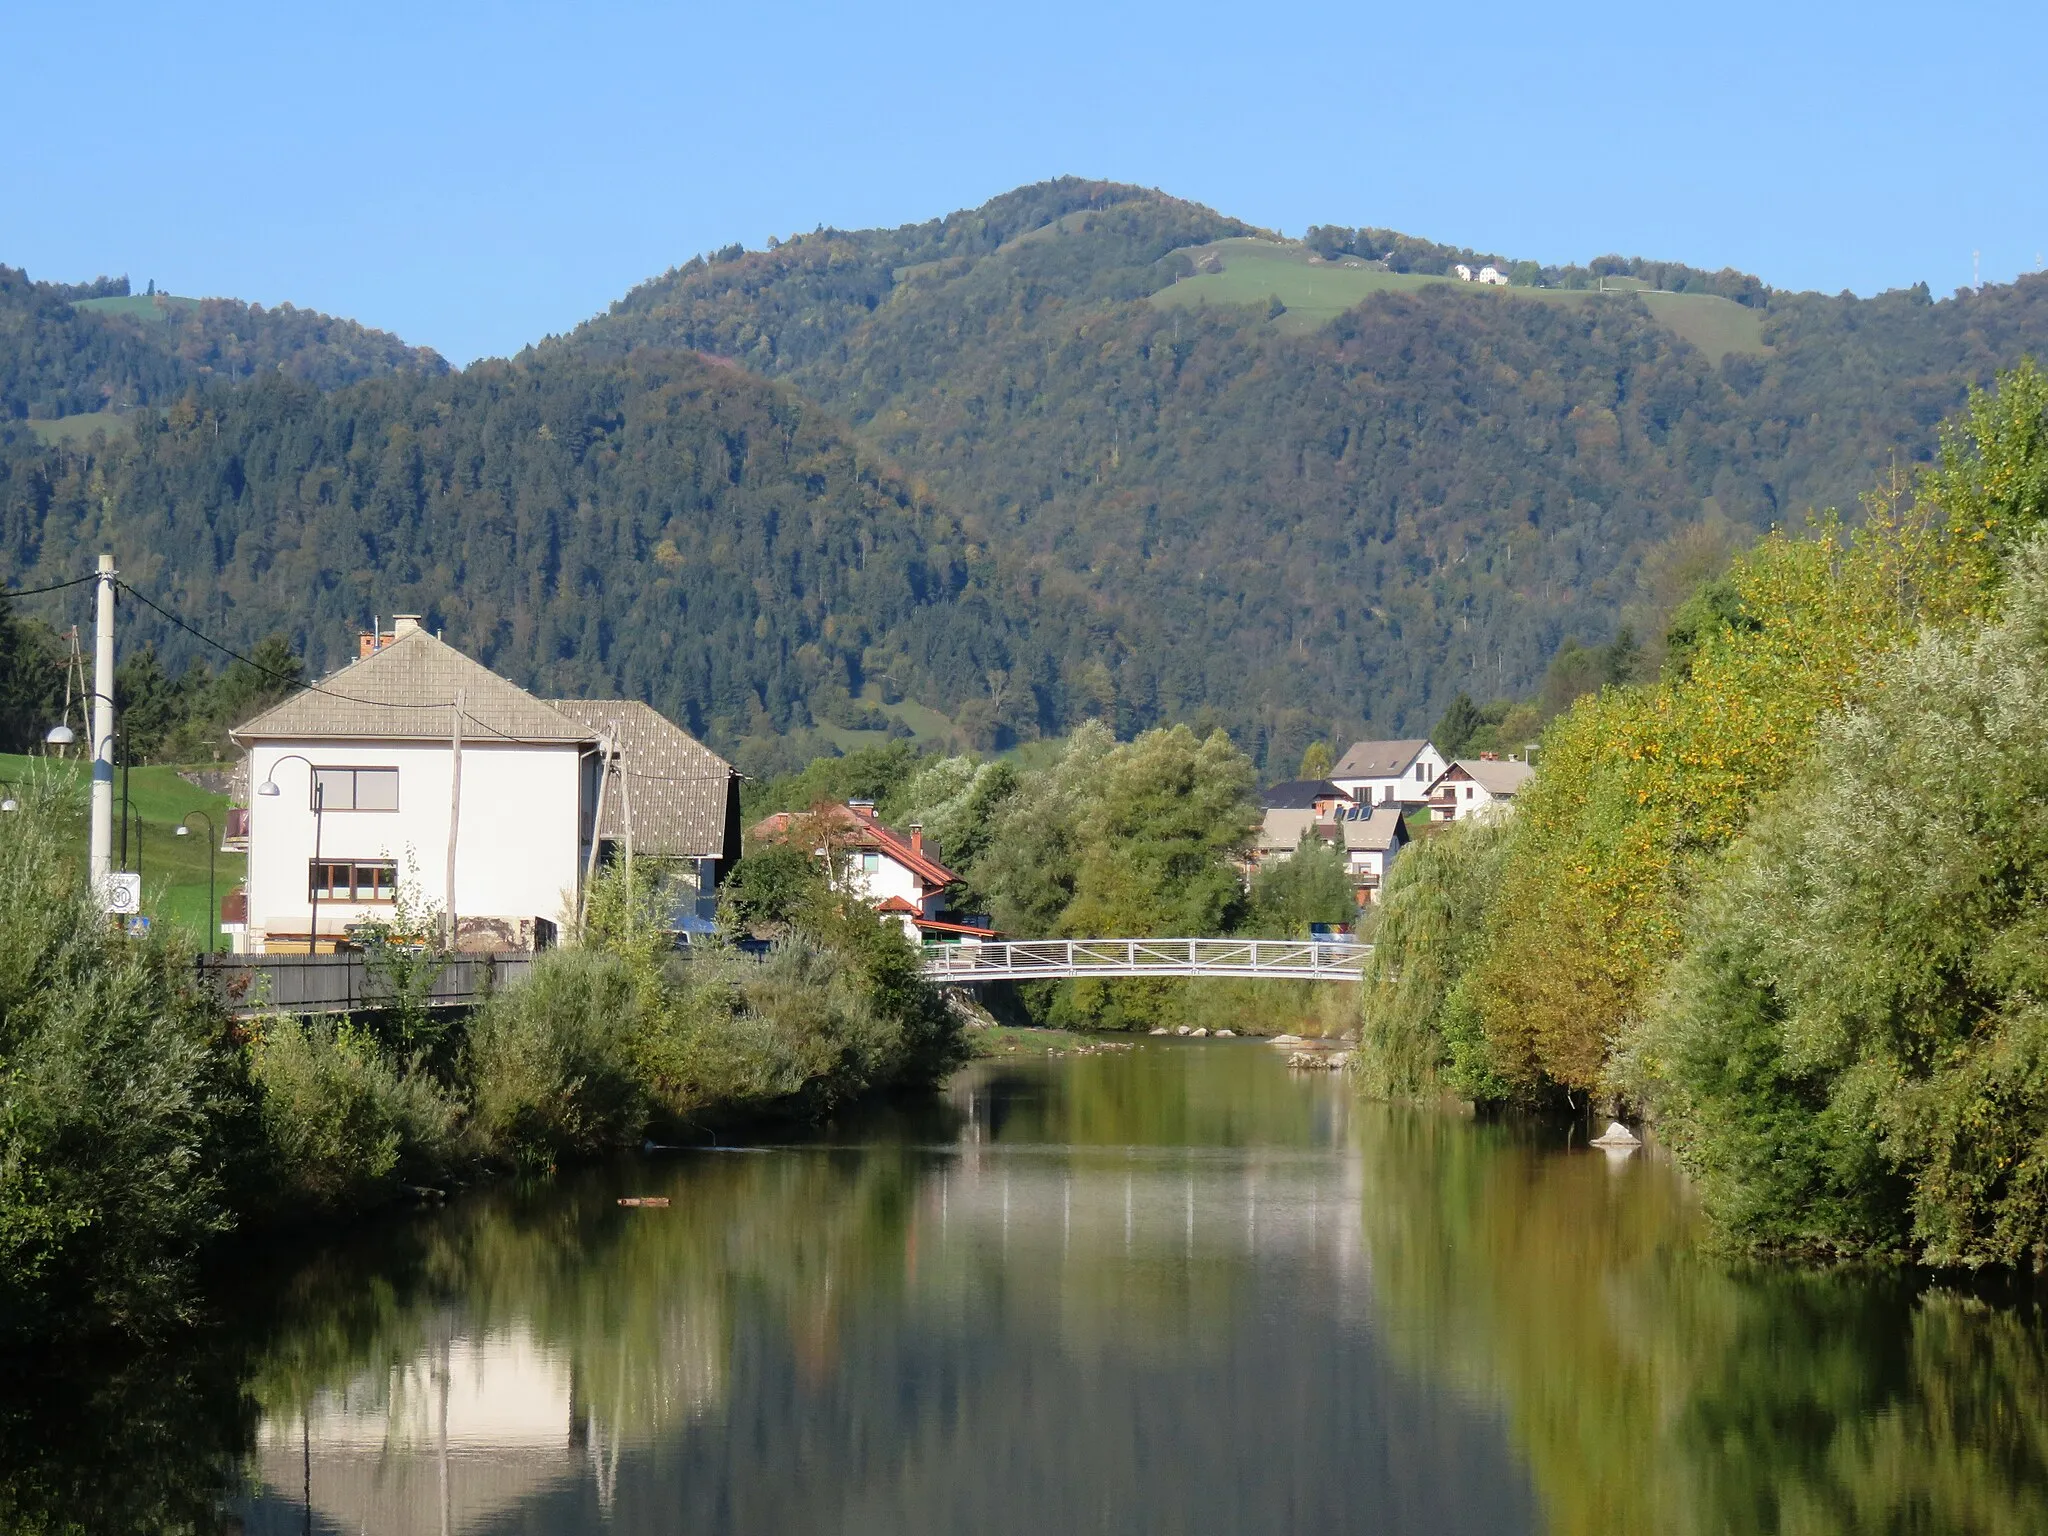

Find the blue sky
[[5, 1, 2041, 365]]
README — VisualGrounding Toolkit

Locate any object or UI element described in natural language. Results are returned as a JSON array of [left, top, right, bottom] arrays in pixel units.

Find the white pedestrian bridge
[[919, 937, 1371, 984]]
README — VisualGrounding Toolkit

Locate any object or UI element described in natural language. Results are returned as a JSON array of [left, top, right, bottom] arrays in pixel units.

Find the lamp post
[[176, 811, 217, 954], [258, 755, 325, 955]]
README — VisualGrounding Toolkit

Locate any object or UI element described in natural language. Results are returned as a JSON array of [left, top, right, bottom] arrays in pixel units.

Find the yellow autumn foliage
[[1470, 481, 1988, 1097]]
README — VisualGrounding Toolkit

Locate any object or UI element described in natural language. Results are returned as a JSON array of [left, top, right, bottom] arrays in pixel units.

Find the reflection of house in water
[[245, 1316, 723, 1534]]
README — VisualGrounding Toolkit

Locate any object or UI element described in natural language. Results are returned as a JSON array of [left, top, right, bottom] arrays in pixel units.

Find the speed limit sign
[[101, 872, 141, 916]]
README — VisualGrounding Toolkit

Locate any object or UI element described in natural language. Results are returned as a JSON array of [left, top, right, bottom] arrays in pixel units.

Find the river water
[[17, 1039, 2048, 1534]]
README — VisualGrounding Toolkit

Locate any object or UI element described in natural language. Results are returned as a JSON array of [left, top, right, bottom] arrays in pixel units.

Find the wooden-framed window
[[311, 767, 399, 811], [309, 859, 398, 902]]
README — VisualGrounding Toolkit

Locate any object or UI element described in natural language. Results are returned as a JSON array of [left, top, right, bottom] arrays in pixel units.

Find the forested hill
[[0, 266, 446, 423], [560, 179, 2048, 759], [6, 180, 2048, 779], [0, 351, 995, 755]]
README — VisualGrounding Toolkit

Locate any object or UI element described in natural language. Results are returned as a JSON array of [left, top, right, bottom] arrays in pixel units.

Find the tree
[[1643, 532, 2048, 1262], [1246, 833, 1352, 937], [1433, 694, 1484, 758], [1296, 740, 1334, 779], [1061, 726, 1257, 940]]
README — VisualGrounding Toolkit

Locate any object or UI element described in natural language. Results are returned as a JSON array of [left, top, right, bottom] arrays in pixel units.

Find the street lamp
[[258, 755, 326, 955], [44, 724, 74, 747], [176, 811, 218, 954]]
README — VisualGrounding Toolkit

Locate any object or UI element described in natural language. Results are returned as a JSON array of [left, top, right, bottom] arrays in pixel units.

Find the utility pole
[[89, 554, 116, 899]]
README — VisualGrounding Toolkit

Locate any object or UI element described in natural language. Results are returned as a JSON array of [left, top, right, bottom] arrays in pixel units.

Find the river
[[14, 1038, 2048, 1534]]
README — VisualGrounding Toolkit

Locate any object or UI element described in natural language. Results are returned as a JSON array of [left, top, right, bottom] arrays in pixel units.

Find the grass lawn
[[1152, 239, 1766, 361], [0, 752, 243, 950]]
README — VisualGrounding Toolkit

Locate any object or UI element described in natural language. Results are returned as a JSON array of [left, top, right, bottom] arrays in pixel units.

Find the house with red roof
[[747, 800, 998, 944]]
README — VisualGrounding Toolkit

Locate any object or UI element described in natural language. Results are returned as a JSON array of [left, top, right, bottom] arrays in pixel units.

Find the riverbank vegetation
[[0, 793, 962, 1339], [741, 720, 1358, 1033], [1356, 362, 2048, 1265]]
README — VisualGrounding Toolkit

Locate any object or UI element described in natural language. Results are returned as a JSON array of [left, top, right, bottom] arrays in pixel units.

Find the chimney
[[909, 823, 923, 855], [358, 616, 400, 659], [393, 614, 422, 637], [847, 798, 876, 819], [1480, 751, 1499, 761]]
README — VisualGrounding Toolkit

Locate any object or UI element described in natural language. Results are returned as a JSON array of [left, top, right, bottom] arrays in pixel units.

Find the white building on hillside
[[1425, 756, 1535, 822], [227, 617, 736, 954], [1330, 738, 1446, 807]]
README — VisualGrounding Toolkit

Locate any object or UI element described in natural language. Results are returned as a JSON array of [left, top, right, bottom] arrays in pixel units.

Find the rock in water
[[1590, 1120, 1642, 1148], [1214, 1029, 1235, 1038], [1190, 1028, 1209, 1038]]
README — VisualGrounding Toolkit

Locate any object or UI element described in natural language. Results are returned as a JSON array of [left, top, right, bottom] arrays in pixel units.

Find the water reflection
[[8, 1041, 2048, 1533]]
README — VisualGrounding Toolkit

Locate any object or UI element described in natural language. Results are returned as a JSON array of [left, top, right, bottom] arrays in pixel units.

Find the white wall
[[246, 739, 586, 948], [1334, 744, 1446, 806], [845, 850, 940, 916]]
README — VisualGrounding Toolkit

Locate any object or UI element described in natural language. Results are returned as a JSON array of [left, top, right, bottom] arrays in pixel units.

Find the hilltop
[[0, 266, 447, 432]]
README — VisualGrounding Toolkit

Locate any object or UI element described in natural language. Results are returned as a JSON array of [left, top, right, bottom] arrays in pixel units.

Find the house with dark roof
[[748, 800, 997, 944], [1259, 779, 1351, 814], [227, 616, 735, 954], [1330, 738, 1447, 807]]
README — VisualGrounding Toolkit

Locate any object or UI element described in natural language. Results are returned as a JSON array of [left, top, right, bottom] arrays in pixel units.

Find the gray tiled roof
[[1450, 758, 1536, 797], [1256, 807, 1325, 853], [1336, 804, 1408, 852], [1331, 739, 1433, 779], [549, 700, 733, 859], [231, 629, 591, 744]]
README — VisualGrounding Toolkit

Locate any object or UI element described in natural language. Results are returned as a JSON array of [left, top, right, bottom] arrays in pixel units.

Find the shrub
[[0, 780, 244, 1336], [462, 948, 649, 1170], [247, 1018, 457, 1215]]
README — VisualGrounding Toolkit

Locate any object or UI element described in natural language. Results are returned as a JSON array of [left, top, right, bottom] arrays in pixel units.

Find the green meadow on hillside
[[71, 292, 201, 323], [1153, 238, 1766, 360], [26, 410, 140, 446], [0, 752, 242, 947]]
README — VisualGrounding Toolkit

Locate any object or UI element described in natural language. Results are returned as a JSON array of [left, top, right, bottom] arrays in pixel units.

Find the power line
[[1, 572, 99, 599], [114, 577, 724, 756]]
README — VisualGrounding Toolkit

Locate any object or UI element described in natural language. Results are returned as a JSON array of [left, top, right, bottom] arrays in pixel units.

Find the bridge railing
[[920, 937, 1370, 983]]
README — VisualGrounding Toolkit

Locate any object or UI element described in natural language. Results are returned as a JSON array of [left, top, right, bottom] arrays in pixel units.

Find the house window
[[309, 859, 398, 902], [1382, 785, 1394, 803], [1415, 762, 1427, 782], [311, 767, 399, 811], [1465, 785, 1475, 799]]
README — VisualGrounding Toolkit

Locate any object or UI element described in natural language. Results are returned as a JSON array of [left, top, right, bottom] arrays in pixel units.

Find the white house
[[1475, 265, 1510, 286], [748, 800, 996, 943], [1452, 263, 1474, 281], [227, 617, 736, 954], [1424, 756, 1536, 822], [1330, 739, 1447, 807], [1249, 802, 1408, 906], [1335, 804, 1409, 904]]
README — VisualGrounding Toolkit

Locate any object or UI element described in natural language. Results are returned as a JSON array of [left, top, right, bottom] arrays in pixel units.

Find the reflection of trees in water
[[1353, 1106, 2048, 1535], [0, 1333, 254, 1535]]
